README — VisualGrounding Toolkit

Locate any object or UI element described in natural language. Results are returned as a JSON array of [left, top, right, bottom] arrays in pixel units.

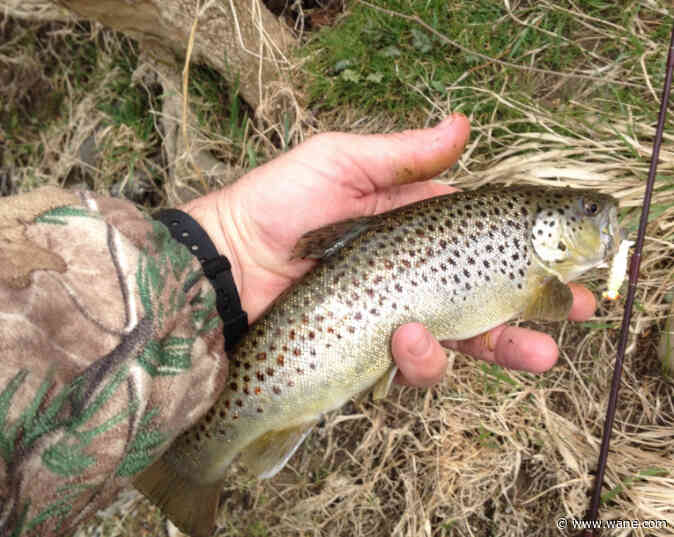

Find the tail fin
[[133, 455, 223, 537]]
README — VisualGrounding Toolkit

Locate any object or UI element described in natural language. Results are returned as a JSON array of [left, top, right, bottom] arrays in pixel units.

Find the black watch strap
[[154, 208, 248, 351]]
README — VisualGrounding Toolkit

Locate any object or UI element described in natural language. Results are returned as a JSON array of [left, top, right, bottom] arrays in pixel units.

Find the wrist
[[178, 190, 245, 315]]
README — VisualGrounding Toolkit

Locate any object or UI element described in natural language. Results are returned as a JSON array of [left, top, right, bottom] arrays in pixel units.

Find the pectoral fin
[[372, 365, 398, 401], [239, 420, 317, 478], [523, 277, 573, 321], [134, 454, 223, 537]]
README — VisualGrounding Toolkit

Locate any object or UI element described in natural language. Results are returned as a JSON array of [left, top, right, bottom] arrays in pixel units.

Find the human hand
[[182, 114, 597, 386]]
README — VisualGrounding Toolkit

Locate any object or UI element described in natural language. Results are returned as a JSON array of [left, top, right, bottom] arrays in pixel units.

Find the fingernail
[[408, 330, 432, 357]]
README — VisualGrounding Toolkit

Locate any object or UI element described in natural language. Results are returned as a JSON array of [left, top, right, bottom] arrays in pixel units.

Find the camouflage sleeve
[[0, 187, 228, 537]]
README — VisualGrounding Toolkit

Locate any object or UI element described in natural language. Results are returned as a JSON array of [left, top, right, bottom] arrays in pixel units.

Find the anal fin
[[239, 420, 317, 478], [133, 455, 223, 537], [523, 277, 573, 321]]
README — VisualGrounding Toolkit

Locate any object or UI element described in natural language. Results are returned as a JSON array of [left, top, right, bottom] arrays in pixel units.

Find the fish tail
[[133, 454, 224, 537]]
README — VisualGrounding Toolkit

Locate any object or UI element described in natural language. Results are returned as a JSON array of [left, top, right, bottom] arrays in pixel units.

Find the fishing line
[[581, 19, 674, 537]]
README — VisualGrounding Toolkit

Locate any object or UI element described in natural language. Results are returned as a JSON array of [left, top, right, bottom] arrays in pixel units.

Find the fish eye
[[582, 199, 600, 216]]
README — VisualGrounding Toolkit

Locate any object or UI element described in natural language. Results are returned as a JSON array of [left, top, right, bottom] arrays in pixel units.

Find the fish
[[134, 185, 622, 537]]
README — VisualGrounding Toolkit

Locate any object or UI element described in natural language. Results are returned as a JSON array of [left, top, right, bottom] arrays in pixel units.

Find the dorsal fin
[[290, 215, 378, 259]]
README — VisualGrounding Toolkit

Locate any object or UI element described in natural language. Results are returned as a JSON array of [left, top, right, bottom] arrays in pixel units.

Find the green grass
[[304, 0, 672, 128], [97, 41, 156, 143], [0, 21, 97, 168], [600, 467, 669, 505], [188, 64, 261, 166]]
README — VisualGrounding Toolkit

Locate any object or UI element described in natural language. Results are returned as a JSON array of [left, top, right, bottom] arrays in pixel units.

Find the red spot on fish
[[277, 355, 285, 366], [254, 386, 261, 395], [289, 330, 296, 340], [287, 380, 295, 387], [293, 348, 301, 356], [309, 331, 316, 339], [266, 367, 275, 376], [256, 352, 267, 361]]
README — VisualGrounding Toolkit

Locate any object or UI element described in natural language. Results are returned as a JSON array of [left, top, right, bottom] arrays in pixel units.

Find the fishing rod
[[580, 18, 674, 537]]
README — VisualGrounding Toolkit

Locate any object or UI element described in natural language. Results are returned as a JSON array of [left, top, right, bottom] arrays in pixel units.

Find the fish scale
[[134, 185, 622, 537]]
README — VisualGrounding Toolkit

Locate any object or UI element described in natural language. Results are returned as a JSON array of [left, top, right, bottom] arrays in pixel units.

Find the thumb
[[334, 113, 470, 193]]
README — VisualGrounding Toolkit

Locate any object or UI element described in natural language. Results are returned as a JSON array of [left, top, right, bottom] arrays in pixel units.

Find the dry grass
[[2, 1, 674, 537]]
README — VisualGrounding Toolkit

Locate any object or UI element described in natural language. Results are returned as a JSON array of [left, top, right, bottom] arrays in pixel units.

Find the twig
[[581, 20, 674, 537], [358, 0, 645, 90], [181, 1, 208, 191]]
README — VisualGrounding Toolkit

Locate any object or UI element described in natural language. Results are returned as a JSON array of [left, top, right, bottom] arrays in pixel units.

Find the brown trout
[[135, 186, 622, 537]]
